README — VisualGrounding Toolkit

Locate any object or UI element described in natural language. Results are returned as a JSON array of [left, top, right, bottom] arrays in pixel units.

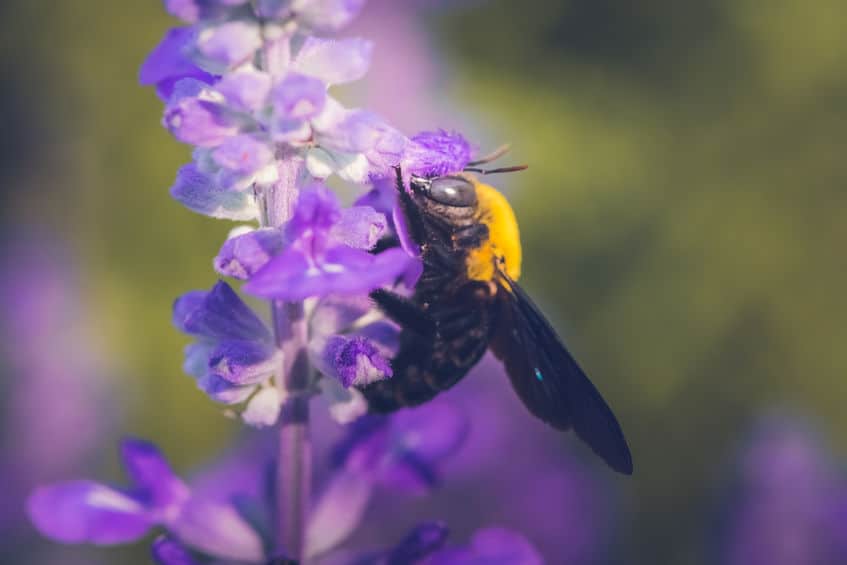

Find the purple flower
[[319, 335, 393, 388], [721, 415, 845, 565], [170, 162, 260, 220], [174, 281, 281, 424], [423, 527, 543, 565], [403, 129, 473, 177], [139, 27, 215, 100], [27, 439, 263, 562], [243, 185, 410, 300], [192, 21, 262, 73], [164, 0, 250, 24]]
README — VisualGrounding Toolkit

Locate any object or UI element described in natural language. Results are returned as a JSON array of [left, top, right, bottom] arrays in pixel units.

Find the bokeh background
[[2, 1, 846, 563]]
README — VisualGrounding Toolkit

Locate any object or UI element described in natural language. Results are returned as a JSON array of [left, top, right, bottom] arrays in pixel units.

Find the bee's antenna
[[467, 143, 511, 166], [463, 164, 528, 175]]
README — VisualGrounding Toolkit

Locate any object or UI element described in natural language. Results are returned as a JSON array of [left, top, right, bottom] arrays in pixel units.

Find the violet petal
[[120, 438, 189, 508], [173, 280, 271, 342], [27, 481, 152, 544], [207, 339, 277, 385]]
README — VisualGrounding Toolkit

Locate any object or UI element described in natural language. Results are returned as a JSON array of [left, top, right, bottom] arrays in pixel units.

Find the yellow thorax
[[466, 181, 522, 282]]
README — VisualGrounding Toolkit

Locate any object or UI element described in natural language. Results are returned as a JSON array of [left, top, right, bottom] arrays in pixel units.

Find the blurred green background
[[2, 1, 845, 563]]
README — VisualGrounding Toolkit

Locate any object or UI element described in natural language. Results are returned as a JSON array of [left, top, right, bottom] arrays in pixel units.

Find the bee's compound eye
[[428, 177, 477, 207]]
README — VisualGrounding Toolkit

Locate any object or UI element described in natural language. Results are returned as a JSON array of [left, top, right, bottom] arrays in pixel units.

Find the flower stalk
[[272, 299, 311, 559]]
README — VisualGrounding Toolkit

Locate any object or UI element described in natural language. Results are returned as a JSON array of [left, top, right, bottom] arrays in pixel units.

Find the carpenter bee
[[359, 157, 633, 475]]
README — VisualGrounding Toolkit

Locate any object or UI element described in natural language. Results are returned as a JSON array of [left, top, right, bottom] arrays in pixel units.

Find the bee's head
[[408, 173, 480, 226]]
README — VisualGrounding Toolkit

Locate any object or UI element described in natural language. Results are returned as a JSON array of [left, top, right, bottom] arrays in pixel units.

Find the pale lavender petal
[[164, 80, 240, 147], [120, 439, 189, 508], [194, 21, 262, 73], [173, 280, 271, 342], [319, 377, 369, 425], [330, 206, 387, 250], [164, 0, 248, 23], [168, 497, 265, 562], [304, 467, 374, 559], [293, 37, 372, 85], [291, 0, 367, 32], [152, 536, 200, 565], [208, 339, 277, 385], [320, 110, 407, 180], [403, 130, 473, 177], [215, 69, 272, 112], [214, 228, 284, 280], [271, 72, 327, 121], [212, 134, 274, 175], [170, 162, 259, 220], [27, 481, 152, 544]]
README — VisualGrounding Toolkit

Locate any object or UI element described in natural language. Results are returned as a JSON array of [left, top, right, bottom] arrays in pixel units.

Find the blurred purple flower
[[139, 27, 216, 100], [721, 415, 845, 565], [319, 335, 393, 388], [27, 439, 263, 562], [243, 184, 409, 300]]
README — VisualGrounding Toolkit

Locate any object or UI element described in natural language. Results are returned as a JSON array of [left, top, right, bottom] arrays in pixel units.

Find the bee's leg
[[370, 288, 437, 337], [452, 223, 490, 249], [393, 166, 427, 247]]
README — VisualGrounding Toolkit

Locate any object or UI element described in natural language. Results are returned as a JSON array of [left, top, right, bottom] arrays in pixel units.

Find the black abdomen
[[362, 281, 497, 412]]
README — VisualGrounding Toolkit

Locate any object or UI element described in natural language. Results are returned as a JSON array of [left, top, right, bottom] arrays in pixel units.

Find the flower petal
[[290, 0, 367, 32], [304, 468, 373, 559], [120, 438, 189, 509], [139, 27, 215, 100], [197, 373, 257, 404], [293, 37, 372, 85], [426, 527, 543, 565], [169, 497, 265, 562], [244, 246, 408, 301], [170, 163, 260, 220], [271, 72, 327, 121], [284, 183, 341, 242], [208, 339, 277, 385], [386, 522, 450, 564], [27, 481, 152, 544], [241, 387, 282, 428], [173, 280, 271, 342], [164, 80, 240, 147], [215, 68, 272, 112], [214, 227, 284, 280], [319, 377, 368, 425], [330, 206, 387, 250], [403, 130, 473, 177], [152, 535, 201, 565], [212, 134, 274, 175], [194, 21, 262, 73], [320, 335, 392, 388]]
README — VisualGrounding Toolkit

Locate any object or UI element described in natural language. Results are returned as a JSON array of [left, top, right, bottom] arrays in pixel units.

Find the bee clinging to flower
[[359, 142, 633, 475]]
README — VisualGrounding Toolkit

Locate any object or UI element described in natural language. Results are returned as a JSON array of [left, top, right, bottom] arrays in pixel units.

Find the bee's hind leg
[[370, 289, 437, 337]]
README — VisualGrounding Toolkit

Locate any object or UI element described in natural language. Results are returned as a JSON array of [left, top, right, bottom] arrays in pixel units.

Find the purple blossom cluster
[[27, 400, 541, 564], [26, 0, 544, 563]]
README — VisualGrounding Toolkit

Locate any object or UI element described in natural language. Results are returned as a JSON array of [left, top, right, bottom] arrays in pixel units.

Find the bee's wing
[[490, 278, 633, 475]]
